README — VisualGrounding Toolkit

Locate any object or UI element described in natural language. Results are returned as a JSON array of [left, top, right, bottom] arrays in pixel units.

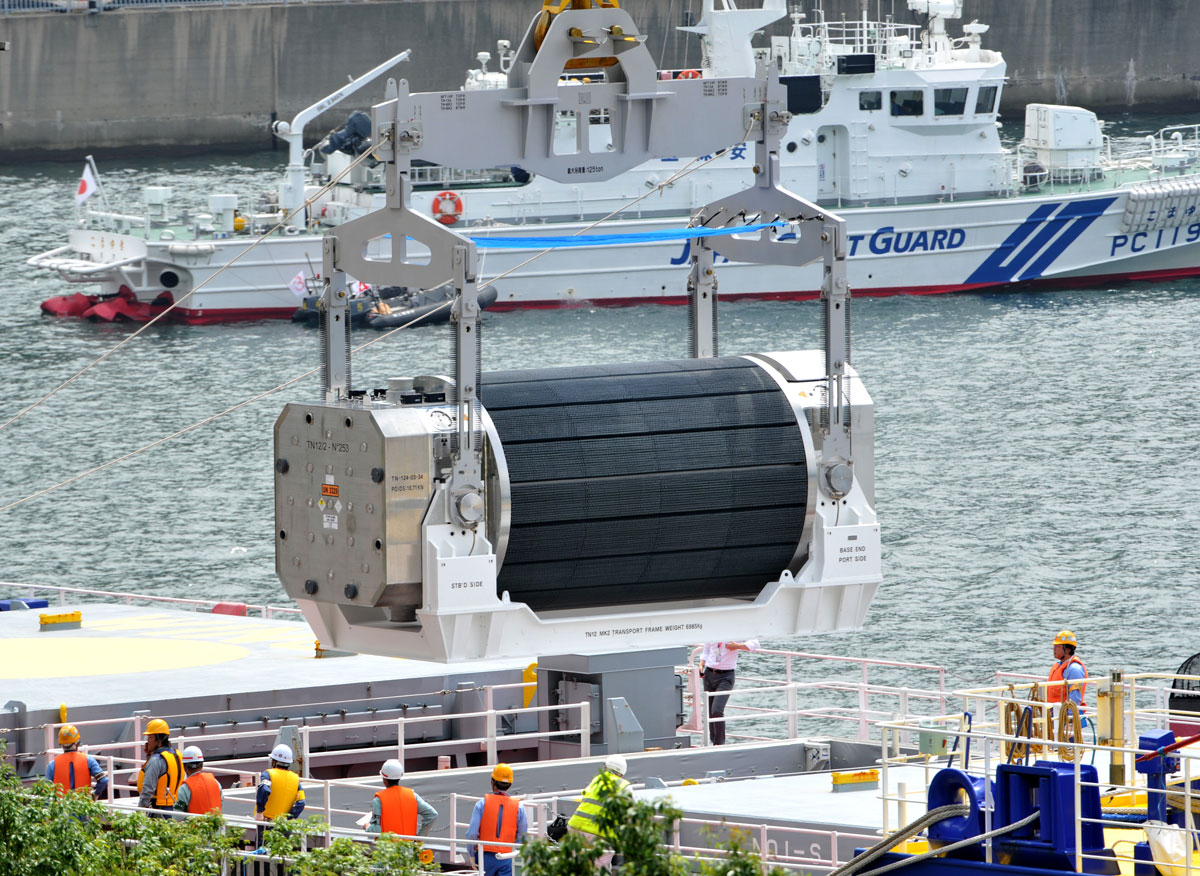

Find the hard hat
[[270, 744, 294, 765], [380, 759, 405, 781], [1053, 630, 1078, 647], [604, 754, 627, 776], [181, 746, 204, 765], [492, 763, 513, 784], [143, 718, 170, 736], [58, 724, 80, 746]]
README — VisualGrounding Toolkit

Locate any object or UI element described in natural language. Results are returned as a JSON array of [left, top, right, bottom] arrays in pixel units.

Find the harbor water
[[1, 125, 1198, 690]]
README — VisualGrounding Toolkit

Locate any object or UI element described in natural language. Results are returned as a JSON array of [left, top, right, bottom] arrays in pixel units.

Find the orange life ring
[[678, 69, 702, 79], [432, 191, 464, 225]]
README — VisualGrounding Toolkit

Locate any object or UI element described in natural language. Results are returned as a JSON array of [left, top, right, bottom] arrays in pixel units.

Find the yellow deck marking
[[83, 615, 310, 645], [0, 637, 250, 679]]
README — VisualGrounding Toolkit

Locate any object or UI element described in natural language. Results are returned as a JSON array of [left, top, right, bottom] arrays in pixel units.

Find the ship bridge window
[[976, 85, 999, 114], [934, 88, 968, 116], [859, 91, 882, 111], [890, 90, 924, 117]]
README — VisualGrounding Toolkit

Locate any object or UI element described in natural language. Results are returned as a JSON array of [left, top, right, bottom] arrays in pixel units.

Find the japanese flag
[[289, 271, 308, 299], [76, 163, 97, 206]]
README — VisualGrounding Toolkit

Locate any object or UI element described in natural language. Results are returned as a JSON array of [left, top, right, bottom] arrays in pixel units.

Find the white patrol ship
[[30, 0, 1200, 322]]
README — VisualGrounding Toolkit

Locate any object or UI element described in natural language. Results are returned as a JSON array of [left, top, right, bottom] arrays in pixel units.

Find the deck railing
[[874, 671, 1200, 874], [0, 580, 302, 619], [680, 647, 949, 746]]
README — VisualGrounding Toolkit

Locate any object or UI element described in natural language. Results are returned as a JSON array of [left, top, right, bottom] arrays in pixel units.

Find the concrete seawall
[[1, 0, 1198, 159]]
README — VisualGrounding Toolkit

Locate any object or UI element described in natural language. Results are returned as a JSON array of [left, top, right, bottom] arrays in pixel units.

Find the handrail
[[0, 580, 302, 618]]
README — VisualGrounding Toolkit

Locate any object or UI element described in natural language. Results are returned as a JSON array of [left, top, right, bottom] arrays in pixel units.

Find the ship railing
[[81, 758, 460, 864], [876, 717, 1200, 876], [446, 786, 883, 873], [875, 673, 1200, 871], [680, 647, 949, 746], [409, 163, 518, 188], [993, 670, 1200, 739], [790, 19, 922, 62], [1028, 131, 1200, 192], [0, 580, 302, 619], [33, 692, 587, 786]]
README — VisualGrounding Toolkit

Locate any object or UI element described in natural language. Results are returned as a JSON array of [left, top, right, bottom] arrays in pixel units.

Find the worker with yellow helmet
[[46, 724, 109, 799], [137, 718, 184, 814], [465, 763, 528, 876], [1048, 630, 1088, 711]]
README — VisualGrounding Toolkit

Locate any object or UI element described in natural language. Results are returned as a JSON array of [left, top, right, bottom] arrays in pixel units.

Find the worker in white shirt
[[698, 640, 760, 745]]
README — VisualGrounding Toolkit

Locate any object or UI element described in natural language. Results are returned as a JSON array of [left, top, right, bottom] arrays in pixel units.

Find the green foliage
[[290, 832, 423, 876], [108, 809, 243, 876], [522, 828, 605, 876], [697, 829, 793, 876], [258, 813, 327, 861], [293, 835, 374, 876], [367, 833, 425, 875], [0, 739, 782, 876], [521, 770, 779, 876]]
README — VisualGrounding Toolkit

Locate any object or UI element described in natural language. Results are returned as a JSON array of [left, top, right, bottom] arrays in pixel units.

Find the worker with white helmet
[[465, 763, 529, 876], [254, 744, 306, 844], [137, 718, 184, 814], [45, 724, 109, 800], [173, 746, 222, 815], [1048, 629, 1088, 711], [367, 758, 438, 837], [567, 754, 631, 870]]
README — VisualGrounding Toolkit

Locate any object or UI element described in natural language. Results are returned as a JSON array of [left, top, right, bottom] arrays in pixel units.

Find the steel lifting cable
[[832, 806, 1040, 876], [479, 118, 756, 288], [0, 136, 389, 438], [0, 302, 443, 515], [0, 121, 757, 513], [826, 805, 969, 876], [858, 810, 1042, 876]]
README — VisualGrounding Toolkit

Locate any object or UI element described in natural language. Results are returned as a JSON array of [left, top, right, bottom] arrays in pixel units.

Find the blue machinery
[[908, 730, 1193, 876]]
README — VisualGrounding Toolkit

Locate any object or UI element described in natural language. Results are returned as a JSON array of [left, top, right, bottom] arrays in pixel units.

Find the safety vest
[[567, 773, 630, 839], [1048, 655, 1088, 709], [375, 784, 418, 836], [137, 748, 183, 807], [479, 792, 521, 852], [183, 770, 222, 814], [52, 751, 90, 794], [261, 767, 301, 819]]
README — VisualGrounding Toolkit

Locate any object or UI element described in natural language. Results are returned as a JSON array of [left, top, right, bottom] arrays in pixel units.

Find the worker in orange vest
[[466, 763, 528, 876], [45, 724, 109, 799], [173, 746, 222, 815], [367, 759, 438, 837], [1048, 629, 1088, 711]]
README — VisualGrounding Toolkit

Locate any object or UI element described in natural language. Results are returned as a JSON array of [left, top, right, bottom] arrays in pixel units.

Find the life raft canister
[[432, 191, 464, 225]]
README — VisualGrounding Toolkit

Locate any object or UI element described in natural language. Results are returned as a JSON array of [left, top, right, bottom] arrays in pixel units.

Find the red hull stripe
[[44, 264, 1200, 323]]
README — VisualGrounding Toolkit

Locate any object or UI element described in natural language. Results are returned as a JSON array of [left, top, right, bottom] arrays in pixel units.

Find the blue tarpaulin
[[468, 221, 786, 249]]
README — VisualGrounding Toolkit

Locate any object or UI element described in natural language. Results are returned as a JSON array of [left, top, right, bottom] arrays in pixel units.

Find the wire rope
[[0, 136, 389, 437], [1, 119, 756, 512]]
